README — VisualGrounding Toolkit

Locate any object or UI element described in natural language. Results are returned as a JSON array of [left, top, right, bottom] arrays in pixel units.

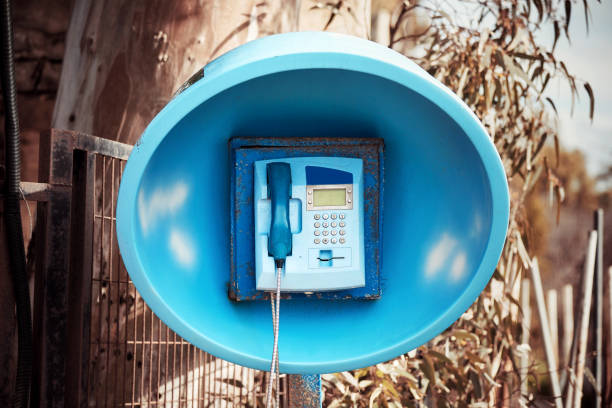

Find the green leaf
[[468, 369, 483, 399], [584, 82, 595, 120], [534, 0, 544, 22], [451, 330, 480, 346], [369, 385, 382, 408], [545, 97, 558, 116], [428, 350, 453, 365], [565, 0, 572, 39], [382, 379, 400, 399], [420, 355, 436, 385], [583, 0, 591, 33]]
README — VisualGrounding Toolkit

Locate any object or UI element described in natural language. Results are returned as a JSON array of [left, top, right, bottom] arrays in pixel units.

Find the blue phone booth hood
[[116, 32, 510, 374]]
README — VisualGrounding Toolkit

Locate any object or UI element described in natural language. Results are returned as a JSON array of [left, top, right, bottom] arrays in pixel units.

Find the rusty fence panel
[[29, 129, 289, 407]]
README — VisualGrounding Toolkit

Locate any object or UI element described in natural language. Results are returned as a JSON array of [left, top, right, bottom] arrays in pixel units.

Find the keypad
[[313, 212, 347, 245]]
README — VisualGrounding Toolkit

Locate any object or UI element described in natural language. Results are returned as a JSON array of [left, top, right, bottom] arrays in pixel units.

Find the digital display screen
[[313, 188, 346, 207]]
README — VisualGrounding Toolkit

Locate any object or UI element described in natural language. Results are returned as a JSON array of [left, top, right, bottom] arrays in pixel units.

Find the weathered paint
[[288, 374, 322, 408], [228, 136, 384, 301]]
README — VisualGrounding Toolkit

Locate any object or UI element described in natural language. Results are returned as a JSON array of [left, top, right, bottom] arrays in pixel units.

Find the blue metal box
[[229, 137, 384, 301]]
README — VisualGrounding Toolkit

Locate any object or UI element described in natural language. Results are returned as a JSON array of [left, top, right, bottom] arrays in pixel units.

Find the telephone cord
[[265, 264, 282, 408]]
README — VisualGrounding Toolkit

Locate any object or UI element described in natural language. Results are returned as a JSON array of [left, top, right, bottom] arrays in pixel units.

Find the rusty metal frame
[[30, 129, 132, 407], [27, 129, 315, 407]]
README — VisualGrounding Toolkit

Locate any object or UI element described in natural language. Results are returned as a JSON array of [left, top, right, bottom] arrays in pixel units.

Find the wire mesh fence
[[84, 154, 287, 407]]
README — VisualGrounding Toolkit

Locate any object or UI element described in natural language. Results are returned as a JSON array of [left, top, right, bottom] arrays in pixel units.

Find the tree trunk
[[52, 0, 298, 144], [52, 0, 371, 145]]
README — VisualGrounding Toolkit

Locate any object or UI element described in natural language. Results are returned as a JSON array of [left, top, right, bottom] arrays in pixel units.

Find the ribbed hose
[[1, 0, 33, 407]]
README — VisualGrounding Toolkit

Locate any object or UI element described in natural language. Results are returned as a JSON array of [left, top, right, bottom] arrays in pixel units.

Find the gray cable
[[266, 265, 282, 408]]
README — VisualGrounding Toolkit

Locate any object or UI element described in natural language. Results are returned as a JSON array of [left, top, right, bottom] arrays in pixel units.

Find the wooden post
[[520, 278, 531, 403], [548, 289, 559, 370], [608, 265, 612, 408], [567, 231, 598, 408], [562, 284, 574, 369], [529, 258, 563, 408], [372, 7, 391, 45], [510, 257, 522, 321], [593, 210, 603, 408]]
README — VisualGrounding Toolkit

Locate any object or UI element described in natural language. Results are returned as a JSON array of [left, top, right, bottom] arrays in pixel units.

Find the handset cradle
[[266, 162, 293, 265]]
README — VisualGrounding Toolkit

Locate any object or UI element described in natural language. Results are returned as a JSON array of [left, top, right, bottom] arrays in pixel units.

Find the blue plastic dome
[[116, 32, 509, 374]]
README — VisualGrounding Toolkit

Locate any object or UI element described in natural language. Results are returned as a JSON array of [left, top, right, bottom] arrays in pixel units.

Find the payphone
[[254, 157, 365, 292], [116, 32, 510, 380]]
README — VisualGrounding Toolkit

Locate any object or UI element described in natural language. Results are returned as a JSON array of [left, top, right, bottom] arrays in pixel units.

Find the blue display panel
[[305, 166, 353, 185]]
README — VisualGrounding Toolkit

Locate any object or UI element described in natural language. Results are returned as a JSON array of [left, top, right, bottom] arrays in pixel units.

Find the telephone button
[[314, 222, 320, 228], [339, 213, 345, 219], [322, 238, 329, 244], [339, 238, 346, 244], [331, 238, 337, 244], [339, 230, 346, 236], [314, 214, 320, 220], [314, 238, 320, 244], [331, 230, 337, 236], [330, 213, 337, 219], [339, 221, 345, 227], [331, 221, 337, 228], [322, 230, 329, 236], [322, 222, 329, 228], [322, 213, 329, 220], [314, 230, 320, 236]]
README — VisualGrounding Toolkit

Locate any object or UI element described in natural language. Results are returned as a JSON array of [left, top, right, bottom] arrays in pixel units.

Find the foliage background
[[322, 0, 609, 406]]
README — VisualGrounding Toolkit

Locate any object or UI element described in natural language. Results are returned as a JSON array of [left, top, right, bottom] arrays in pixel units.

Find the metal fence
[[27, 129, 288, 407]]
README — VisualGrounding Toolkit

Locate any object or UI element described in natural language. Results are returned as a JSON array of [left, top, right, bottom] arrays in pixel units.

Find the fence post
[[31, 130, 75, 408], [561, 284, 574, 370], [520, 278, 531, 403], [548, 289, 559, 370], [594, 209, 604, 408], [529, 258, 563, 408], [608, 265, 612, 408], [64, 150, 96, 407], [567, 231, 598, 408]]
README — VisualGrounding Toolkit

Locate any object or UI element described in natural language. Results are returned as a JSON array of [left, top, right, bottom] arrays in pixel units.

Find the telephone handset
[[254, 157, 365, 292]]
